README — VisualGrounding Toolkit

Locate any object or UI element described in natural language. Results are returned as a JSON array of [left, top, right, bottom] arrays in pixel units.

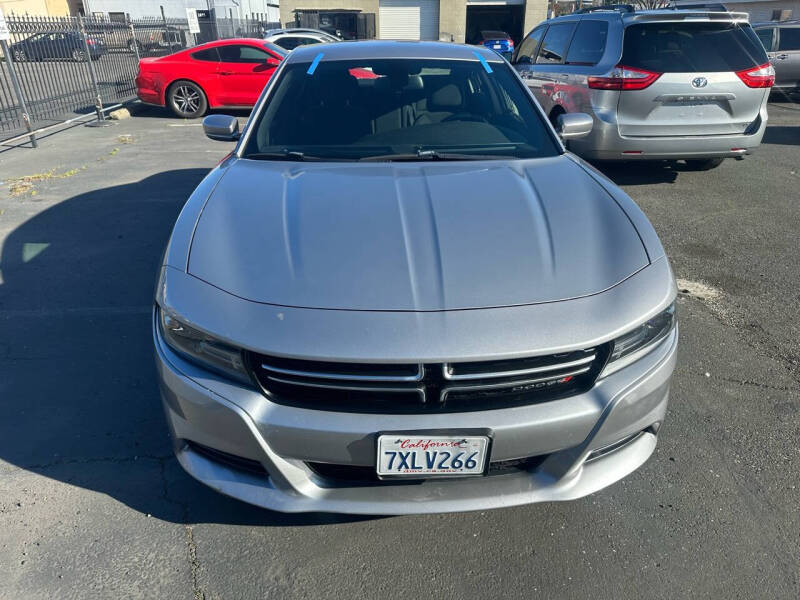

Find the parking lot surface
[[0, 102, 798, 599]]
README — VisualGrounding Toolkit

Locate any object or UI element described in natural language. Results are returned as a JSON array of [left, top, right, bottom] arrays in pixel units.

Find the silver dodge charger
[[154, 41, 678, 514]]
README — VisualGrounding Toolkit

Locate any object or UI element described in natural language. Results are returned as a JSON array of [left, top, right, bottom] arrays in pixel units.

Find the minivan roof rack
[[627, 9, 748, 21], [666, 2, 728, 10], [573, 4, 635, 14]]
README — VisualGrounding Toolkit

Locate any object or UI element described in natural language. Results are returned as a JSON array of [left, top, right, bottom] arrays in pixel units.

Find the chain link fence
[[0, 12, 276, 146]]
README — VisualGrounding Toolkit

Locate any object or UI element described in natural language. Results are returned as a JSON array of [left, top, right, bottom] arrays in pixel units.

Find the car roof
[[271, 32, 328, 38], [180, 38, 280, 56], [265, 28, 333, 37], [198, 38, 271, 47], [629, 8, 744, 17], [544, 7, 749, 24], [669, 2, 727, 9], [284, 40, 506, 63]]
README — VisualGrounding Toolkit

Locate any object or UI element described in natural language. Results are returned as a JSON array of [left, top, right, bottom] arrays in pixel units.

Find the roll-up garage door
[[379, 0, 440, 41]]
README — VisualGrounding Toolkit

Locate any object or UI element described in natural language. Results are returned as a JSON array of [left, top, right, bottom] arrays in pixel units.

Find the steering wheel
[[442, 113, 487, 123]]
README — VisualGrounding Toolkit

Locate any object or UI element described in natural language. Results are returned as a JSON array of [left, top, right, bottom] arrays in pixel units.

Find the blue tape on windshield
[[307, 53, 324, 75], [472, 51, 493, 74]]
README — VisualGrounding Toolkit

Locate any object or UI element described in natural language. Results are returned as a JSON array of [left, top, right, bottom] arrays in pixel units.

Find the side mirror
[[556, 113, 593, 140], [203, 114, 240, 142], [266, 57, 281, 67]]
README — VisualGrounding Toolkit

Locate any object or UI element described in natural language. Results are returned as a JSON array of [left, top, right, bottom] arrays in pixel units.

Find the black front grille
[[307, 454, 550, 486], [246, 345, 610, 414]]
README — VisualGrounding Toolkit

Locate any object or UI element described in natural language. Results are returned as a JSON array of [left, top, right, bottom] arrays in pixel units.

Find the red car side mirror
[[266, 57, 281, 67]]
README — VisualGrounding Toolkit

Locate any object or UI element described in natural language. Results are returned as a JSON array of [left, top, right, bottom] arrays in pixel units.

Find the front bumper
[[154, 312, 677, 514]]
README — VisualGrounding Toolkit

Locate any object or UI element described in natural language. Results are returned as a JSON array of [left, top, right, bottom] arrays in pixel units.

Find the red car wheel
[[167, 80, 208, 119]]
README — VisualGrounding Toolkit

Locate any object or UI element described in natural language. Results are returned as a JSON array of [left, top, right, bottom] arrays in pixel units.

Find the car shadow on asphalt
[[762, 125, 800, 146], [591, 160, 680, 186], [769, 89, 800, 104], [0, 168, 377, 527], [129, 103, 252, 122]]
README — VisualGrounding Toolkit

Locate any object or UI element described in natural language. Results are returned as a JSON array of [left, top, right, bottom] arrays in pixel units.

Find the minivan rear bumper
[[573, 104, 768, 161]]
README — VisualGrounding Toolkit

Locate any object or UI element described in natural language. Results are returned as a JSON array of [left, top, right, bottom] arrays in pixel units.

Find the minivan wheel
[[167, 80, 208, 118], [683, 158, 724, 171], [12, 48, 27, 62]]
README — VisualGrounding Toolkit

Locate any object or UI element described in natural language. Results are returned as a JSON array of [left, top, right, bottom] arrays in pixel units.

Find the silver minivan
[[513, 7, 774, 169]]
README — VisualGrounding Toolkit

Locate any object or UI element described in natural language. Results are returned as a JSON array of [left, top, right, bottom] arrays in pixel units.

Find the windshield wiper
[[243, 151, 353, 162], [359, 150, 515, 162]]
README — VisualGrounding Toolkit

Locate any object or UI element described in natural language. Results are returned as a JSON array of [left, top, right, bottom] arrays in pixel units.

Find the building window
[[772, 9, 793, 21]]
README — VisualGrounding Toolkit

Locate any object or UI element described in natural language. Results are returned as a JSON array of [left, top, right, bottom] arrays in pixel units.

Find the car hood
[[187, 156, 649, 311]]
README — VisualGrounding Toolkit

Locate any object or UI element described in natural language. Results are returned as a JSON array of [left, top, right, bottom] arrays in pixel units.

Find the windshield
[[621, 22, 768, 73], [243, 57, 559, 161], [264, 41, 288, 57]]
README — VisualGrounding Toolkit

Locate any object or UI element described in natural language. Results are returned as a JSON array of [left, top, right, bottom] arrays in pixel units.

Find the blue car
[[480, 30, 514, 59]]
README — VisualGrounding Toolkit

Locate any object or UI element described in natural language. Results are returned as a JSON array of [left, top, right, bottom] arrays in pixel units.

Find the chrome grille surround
[[246, 345, 611, 414], [262, 361, 424, 382]]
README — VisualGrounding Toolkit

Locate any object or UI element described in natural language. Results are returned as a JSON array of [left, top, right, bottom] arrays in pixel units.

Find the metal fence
[[0, 13, 277, 146]]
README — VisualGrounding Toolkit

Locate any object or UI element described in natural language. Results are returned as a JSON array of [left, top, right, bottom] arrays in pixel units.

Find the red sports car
[[135, 38, 287, 118]]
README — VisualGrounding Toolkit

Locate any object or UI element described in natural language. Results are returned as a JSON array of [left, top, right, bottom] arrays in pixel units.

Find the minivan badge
[[692, 77, 708, 88]]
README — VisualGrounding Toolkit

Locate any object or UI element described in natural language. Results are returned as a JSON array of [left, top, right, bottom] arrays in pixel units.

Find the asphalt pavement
[[0, 102, 798, 599]]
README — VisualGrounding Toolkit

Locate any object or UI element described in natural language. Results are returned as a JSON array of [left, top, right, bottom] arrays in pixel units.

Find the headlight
[[158, 307, 250, 384], [609, 303, 676, 363]]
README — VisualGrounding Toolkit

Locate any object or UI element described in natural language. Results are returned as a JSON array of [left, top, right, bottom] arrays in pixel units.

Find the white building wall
[[728, 0, 799, 21], [677, 0, 799, 21]]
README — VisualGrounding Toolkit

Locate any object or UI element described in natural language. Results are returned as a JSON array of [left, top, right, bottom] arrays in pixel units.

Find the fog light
[[586, 430, 645, 462]]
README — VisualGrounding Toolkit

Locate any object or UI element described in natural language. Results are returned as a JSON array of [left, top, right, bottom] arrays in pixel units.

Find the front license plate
[[376, 435, 489, 478]]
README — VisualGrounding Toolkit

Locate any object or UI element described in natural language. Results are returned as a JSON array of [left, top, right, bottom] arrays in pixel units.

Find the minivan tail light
[[587, 65, 661, 91], [736, 62, 775, 88]]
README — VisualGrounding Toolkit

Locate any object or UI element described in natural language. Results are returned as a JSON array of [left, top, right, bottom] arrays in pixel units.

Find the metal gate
[[0, 12, 278, 146]]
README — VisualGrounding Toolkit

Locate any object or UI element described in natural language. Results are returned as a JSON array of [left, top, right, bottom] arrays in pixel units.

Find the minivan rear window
[[621, 22, 768, 72]]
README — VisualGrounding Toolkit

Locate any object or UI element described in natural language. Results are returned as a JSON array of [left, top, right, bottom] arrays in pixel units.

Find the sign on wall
[[186, 8, 201, 34], [0, 8, 11, 42]]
